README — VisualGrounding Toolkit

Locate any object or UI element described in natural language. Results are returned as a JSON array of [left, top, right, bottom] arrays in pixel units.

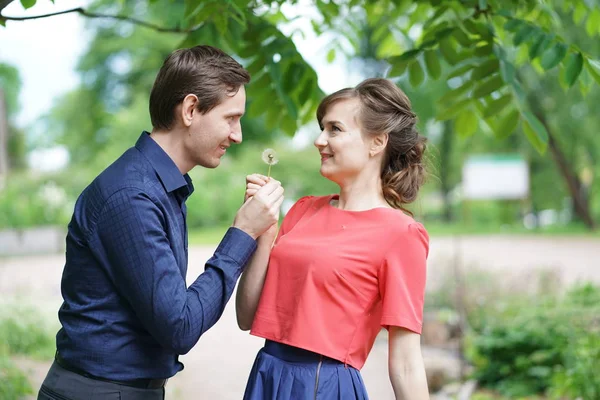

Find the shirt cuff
[[214, 227, 257, 268]]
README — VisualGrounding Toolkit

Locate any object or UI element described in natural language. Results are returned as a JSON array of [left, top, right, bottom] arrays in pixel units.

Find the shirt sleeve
[[274, 196, 314, 245], [91, 188, 256, 355], [378, 222, 429, 333]]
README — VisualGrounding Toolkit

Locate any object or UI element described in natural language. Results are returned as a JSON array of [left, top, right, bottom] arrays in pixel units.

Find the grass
[[0, 305, 54, 400], [0, 305, 55, 361], [0, 351, 32, 400]]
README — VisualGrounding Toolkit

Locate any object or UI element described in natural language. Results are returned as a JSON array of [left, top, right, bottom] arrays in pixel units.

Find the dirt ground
[[2, 234, 599, 399]]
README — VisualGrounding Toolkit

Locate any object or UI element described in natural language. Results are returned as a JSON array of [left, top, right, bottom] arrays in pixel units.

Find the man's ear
[[370, 132, 388, 157], [180, 94, 198, 127]]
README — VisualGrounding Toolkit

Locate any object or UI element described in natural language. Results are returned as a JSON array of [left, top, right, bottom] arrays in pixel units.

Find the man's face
[[186, 86, 246, 169]]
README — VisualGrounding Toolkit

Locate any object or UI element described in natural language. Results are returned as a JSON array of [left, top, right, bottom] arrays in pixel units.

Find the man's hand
[[233, 177, 284, 240]]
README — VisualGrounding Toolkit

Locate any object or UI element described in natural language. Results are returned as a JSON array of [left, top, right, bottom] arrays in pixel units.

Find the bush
[[0, 350, 32, 400], [467, 283, 600, 398], [0, 305, 55, 360]]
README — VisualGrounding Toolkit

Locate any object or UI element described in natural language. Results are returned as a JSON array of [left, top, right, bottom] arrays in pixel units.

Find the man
[[38, 45, 284, 400]]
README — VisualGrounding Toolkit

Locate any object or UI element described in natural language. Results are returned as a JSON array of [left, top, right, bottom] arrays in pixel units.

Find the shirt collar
[[135, 131, 191, 194]]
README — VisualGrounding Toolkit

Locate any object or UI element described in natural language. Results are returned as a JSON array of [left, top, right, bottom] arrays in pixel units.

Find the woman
[[236, 78, 430, 399]]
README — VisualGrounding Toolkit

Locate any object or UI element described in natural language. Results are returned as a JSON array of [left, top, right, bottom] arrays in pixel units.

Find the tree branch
[[1, 6, 202, 33], [0, 0, 13, 14]]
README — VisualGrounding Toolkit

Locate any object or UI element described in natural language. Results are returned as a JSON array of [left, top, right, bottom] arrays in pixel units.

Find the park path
[[1, 234, 599, 399]]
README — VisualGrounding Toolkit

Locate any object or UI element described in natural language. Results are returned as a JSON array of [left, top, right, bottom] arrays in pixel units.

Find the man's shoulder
[[93, 147, 160, 197]]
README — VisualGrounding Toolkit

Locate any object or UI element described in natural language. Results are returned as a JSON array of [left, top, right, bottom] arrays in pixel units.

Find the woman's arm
[[235, 225, 276, 330], [388, 326, 430, 400], [235, 174, 278, 331]]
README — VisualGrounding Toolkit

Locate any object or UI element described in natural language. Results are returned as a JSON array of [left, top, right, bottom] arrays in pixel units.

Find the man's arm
[[91, 188, 256, 355]]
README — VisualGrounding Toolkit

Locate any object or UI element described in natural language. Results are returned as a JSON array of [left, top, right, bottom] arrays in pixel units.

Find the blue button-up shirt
[[56, 131, 257, 380]]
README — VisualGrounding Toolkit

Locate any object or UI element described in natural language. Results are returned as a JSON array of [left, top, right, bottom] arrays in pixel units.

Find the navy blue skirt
[[243, 340, 369, 400]]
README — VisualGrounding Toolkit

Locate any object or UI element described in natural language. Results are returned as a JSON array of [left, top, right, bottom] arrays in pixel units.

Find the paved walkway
[[2, 234, 599, 399]]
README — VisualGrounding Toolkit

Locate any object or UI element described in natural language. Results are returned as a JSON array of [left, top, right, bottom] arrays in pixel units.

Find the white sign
[[462, 154, 529, 200]]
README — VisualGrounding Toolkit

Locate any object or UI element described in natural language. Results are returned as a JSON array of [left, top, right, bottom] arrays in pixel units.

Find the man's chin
[[198, 158, 221, 169]]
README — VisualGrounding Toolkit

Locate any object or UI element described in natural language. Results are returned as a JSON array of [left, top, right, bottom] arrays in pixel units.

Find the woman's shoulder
[[378, 210, 428, 240], [291, 194, 334, 210]]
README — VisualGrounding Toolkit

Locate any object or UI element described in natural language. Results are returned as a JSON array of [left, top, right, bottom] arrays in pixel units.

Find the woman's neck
[[335, 174, 389, 211]]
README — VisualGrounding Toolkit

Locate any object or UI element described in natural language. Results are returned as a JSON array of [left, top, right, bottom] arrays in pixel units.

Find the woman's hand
[[245, 173, 270, 202], [245, 174, 279, 239]]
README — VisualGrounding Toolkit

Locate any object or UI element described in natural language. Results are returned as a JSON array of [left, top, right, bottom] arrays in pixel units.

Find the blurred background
[[1, 0, 599, 399]]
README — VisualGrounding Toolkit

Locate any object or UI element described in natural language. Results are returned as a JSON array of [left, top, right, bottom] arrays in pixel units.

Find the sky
[[0, 0, 89, 126]]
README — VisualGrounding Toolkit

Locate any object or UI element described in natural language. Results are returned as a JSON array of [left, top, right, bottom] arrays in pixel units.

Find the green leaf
[[297, 78, 315, 104], [510, 80, 527, 108], [424, 50, 442, 80], [500, 59, 516, 83], [246, 57, 266, 76], [388, 61, 408, 78], [452, 28, 471, 47], [478, 0, 487, 10], [585, 58, 600, 84], [564, 52, 584, 87], [439, 37, 459, 65], [251, 71, 271, 91], [463, 20, 479, 35], [521, 111, 549, 153], [434, 27, 456, 40], [280, 114, 297, 136], [573, 2, 587, 25], [409, 60, 425, 87], [447, 63, 476, 79], [473, 75, 504, 98], [438, 80, 476, 104], [540, 43, 568, 70], [474, 43, 494, 57], [503, 18, 523, 32], [326, 48, 336, 63], [586, 8, 600, 37], [437, 98, 472, 121], [398, 49, 422, 61], [282, 62, 304, 93], [529, 34, 553, 60], [20, 0, 36, 9], [493, 109, 520, 139], [471, 59, 500, 80], [483, 94, 512, 118], [0, 18, 5, 27], [513, 24, 535, 47], [455, 109, 478, 137], [496, 9, 512, 18]]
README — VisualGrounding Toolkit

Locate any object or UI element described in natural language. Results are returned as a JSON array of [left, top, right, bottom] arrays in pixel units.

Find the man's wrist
[[231, 223, 258, 240]]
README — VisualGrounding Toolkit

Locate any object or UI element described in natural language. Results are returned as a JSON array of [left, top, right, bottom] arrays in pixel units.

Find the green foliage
[[0, 305, 56, 360], [0, 352, 32, 400], [0, 172, 86, 229], [0, 305, 55, 400], [467, 283, 600, 397], [381, 0, 600, 153]]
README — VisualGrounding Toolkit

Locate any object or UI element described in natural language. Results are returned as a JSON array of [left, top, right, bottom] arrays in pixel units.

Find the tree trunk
[[0, 88, 8, 185], [529, 99, 596, 230], [439, 121, 454, 222]]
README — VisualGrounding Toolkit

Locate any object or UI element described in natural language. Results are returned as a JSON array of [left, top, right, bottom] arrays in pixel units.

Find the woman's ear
[[370, 133, 388, 157], [180, 94, 198, 127]]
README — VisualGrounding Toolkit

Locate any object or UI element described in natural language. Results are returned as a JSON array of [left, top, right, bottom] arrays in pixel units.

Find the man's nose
[[230, 124, 242, 144]]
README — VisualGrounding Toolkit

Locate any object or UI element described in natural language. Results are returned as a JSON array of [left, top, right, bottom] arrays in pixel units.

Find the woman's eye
[[331, 125, 341, 132]]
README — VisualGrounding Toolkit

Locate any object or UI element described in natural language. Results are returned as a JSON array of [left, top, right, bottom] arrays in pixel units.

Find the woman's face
[[314, 98, 375, 184]]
